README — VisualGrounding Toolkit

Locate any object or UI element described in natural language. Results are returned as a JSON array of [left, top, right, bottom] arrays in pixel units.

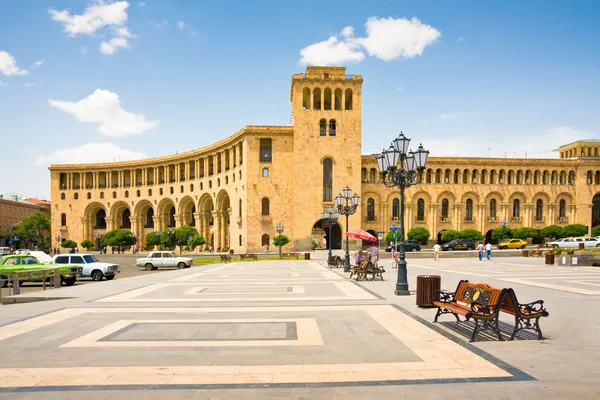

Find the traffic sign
[[389, 227, 401, 231], [376, 231, 385, 234]]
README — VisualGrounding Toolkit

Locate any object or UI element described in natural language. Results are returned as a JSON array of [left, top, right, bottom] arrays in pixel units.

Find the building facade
[[48, 67, 600, 251], [0, 195, 50, 246]]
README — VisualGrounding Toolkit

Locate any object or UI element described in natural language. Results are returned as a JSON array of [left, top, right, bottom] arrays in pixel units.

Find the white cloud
[[137, 1, 146, 7], [341, 26, 354, 37], [457, 36, 463, 43], [24, 82, 35, 88], [0, 51, 29, 76], [177, 21, 186, 30], [48, 88, 159, 137], [299, 16, 440, 65], [299, 36, 365, 65], [49, 1, 135, 54], [355, 17, 441, 61], [35, 143, 146, 166], [30, 60, 44, 70]]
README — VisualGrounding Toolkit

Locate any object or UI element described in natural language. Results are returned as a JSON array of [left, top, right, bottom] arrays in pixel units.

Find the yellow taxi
[[497, 238, 527, 249]]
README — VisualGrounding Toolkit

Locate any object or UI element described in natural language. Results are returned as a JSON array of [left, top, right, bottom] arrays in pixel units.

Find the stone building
[[48, 67, 600, 251], [0, 195, 50, 245]]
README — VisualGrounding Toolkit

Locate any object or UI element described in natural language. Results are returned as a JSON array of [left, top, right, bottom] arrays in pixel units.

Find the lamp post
[[335, 187, 360, 272], [500, 219, 509, 229], [275, 223, 284, 255], [376, 132, 429, 296], [321, 206, 340, 260], [55, 235, 61, 254]]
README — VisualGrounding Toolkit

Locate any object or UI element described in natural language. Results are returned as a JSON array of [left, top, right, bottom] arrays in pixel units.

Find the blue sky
[[1, 0, 599, 199]]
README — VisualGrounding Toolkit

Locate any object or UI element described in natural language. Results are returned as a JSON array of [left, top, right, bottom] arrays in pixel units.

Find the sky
[[1, 0, 599, 199]]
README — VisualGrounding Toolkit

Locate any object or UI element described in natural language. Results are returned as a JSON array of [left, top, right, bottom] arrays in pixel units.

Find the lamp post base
[[343, 253, 350, 273], [394, 289, 411, 296]]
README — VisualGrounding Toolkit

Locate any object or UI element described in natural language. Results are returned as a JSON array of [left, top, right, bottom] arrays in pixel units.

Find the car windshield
[[83, 255, 99, 263]]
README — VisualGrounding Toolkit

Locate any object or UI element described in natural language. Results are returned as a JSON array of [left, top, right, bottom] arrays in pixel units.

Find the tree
[[101, 229, 137, 248], [562, 224, 587, 237], [441, 230, 459, 243], [513, 227, 539, 239], [457, 229, 484, 241], [174, 225, 199, 252], [592, 225, 600, 237], [0, 228, 7, 246], [407, 227, 430, 244], [491, 228, 514, 241], [189, 233, 206, 250], [540, 225, 564, 240], [81, 239, 94, 251], [273, 234, 290, 255], [12, 211, 51, 249], [61, 239, 77, 249], [160, 229, 177, 250], [146, 231, 161, 249]]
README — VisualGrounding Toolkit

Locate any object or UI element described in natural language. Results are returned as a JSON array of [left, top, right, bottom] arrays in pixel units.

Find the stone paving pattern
[[0, 254, 599, 398]]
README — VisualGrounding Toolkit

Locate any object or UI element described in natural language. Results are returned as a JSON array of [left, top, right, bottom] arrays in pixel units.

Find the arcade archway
[[312, 219, 342, 250]]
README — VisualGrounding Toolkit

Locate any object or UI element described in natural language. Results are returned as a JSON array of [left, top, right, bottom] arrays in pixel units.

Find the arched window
[[513, 199, 520, 219], [490, 170, 497, 184], [261, 198, 270, 216], [536, 199, 543, 221], [239, 234, 242, 246], [323, 157, 333, 202], [490, 199, 497, 218], [159, 188, 163, 195], [508, 170, 514, 184], [441, 198, 449, 219], [61, 193, 65, 200], [426, 169, 432, 183], [302, 87, 311, 109], [465, 199, 473, 221], [587, 171, 593, 184], [361, 168, 367, 183], [148, 189, 152, 196], [112, 191, 117, 199], [262, 168, 269, 178], [472, 170, 478, 184], [367, 198, 375, 221], [239, 199, 242, 218], [319, 119, 327, 136], [435, 169, 442, 184], [146, 208, 154, 228], [392, 198, 400, 219], [560, 171, 567, 185], [136, 190, 141, 197], [168, 206, 176, 227], [95, 209, 107, 229], [559, 199, 566, 219], [481, 169, 487, 184], [534, 171, 541, 185], [568, 171, 575, 184], [334, 88, 342, 110], [516, 170, 523, 184], [453, 169, 459, 184], [525, 170, 532, 184], [261, 234, 270, 246], [369, 168, 376, 183], [444, 169, 450, 184], [323, 88, 332, 110], [344, 89, 353, 110], [313, 88, 321, 110], [124, 190, 129, 198], [170, 187, 174, 194], [463, 169, 469, 184], [329, 119, 336, 136], [60, 213, 67, 226], [100, 192, 104, 199], [499, 170, 505, 184], [551, 171, 557, 184], [74, 193, 79, 200], [121, 209, 131, 228], [87, 192, 91, 199], [417, 199, 425, 221]]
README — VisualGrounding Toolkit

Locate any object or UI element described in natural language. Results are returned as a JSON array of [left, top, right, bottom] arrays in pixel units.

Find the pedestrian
[[391, 246, 397, 269], [485, 242, 492, 260], [265, 244, 269, 253], [478, 242, 484, 261], [368, 241, 379, 268], [433, 243, 441, 261]]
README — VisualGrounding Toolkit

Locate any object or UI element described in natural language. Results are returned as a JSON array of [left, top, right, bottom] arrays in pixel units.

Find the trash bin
[[545, 252, 555, 265], [304, 252, 310, 260], [522, 250, 530, 257], [416, 275, 441, 307], [229, 249, 234, 254], [579, 243, 585, 250]]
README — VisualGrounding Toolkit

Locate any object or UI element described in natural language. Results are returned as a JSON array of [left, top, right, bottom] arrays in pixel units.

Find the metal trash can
[[416, 275, 441, 307], [545, 252, 555, 265], [579, 243, 585, 250], [304, 252, 311, 260], [522, 250, 530, 257]]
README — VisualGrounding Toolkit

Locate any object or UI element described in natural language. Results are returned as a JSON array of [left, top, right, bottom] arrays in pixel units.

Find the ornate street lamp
[[500, 219, 509, 229], [321, 206, 340, 260], [376, 131, 429, 296], [275, 223, 284, 255], [335, 187, 360, 272]]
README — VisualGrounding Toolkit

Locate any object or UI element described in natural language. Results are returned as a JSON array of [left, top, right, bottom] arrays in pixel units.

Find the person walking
[[478, 242, 484, 261], [391, 246, 397, 269], [433, 243, 441, 261], [368, 242, 379, 267], [485, 242, 492, 260]]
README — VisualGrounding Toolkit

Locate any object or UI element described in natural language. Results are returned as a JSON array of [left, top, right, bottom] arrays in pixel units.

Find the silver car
[[547, 237, 600, 249]]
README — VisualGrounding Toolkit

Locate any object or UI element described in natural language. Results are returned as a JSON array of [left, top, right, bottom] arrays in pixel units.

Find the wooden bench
[[501, 288, 549, 340], [240, 253, 258, 261], [349, 260, 384, 281], [327, 255, 343, 268], [219, 254, 232, 263], [279, 252, 300, 260], [433, 280, 507, 342]]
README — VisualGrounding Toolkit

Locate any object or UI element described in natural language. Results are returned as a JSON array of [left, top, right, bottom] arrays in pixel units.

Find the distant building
[[48, 66, 600, 251], [0, 194, 51, 245]]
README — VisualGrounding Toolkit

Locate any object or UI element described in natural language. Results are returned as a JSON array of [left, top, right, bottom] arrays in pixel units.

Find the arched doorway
[[437, 229, 447, 244], [592, 194, 600, 227], [312, 219, 342, 250], [485, 229, 493, 244]]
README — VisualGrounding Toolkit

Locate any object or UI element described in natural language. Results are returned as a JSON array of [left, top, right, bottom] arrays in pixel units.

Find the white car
[[53, 253, 120, 281], [136, 251, 193, 270], [547, 237, 600, 249]]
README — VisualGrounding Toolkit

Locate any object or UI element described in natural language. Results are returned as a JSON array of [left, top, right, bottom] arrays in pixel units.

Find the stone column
[[525, 204, 533, 227], [453, 204, 460, 231], [221, 213, 227, 249], [213, 210, 221, 249], [81, 217, 90, 243], [478, 204, 485, 233], [405, 203, 412, 233], [152, 215, 161, 232], [502, 203, 509, 222], [429, 203, 437, 242], [570, 204, 577, 225], [548, 204, 556, 225]]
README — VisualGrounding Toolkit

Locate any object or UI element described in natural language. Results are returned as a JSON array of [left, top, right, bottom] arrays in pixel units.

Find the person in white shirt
[[477, 243, 484, 261], [433, 243, 441, 261], [485, 242, 492, 260]]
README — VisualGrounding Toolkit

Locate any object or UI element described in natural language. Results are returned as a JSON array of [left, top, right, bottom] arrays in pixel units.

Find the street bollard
[[12, 273, 20, 295], [52, 270, 62, 289]]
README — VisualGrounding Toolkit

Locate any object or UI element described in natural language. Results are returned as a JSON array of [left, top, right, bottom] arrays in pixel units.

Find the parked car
[[497, 238, 528, 249], [441, 239, 475, 251], [53, 253, 120, 281], [385, 240, 421, 252], [136, 251, 194, 271], [0, 254, 81, 288], [547, 237, 600, 249], [0, 247, 11, 256]]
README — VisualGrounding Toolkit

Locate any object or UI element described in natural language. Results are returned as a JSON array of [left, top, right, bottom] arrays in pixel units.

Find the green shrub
[[407, 227, 430, 244]]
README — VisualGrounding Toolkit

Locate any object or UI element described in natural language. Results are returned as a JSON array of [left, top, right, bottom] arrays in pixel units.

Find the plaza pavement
[[0, 252, 599, 399]]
